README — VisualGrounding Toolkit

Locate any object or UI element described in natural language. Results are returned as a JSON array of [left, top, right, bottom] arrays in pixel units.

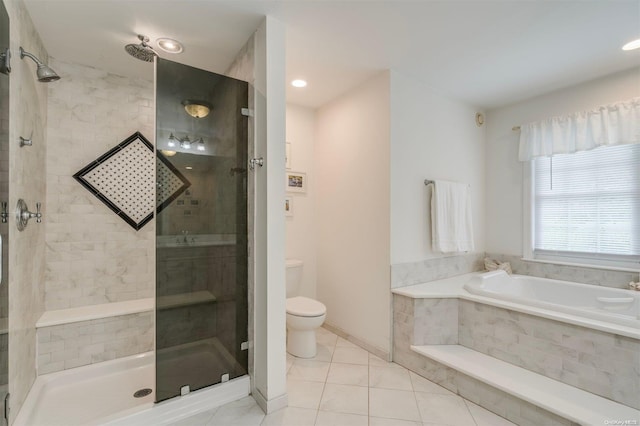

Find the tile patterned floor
[[171, 327, 516, 426]]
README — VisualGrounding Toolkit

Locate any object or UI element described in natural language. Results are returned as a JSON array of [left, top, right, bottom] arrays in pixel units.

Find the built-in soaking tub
[[14, 347, 250, 426], [465, 270, 640, 329], [392, 270, 640, 419]]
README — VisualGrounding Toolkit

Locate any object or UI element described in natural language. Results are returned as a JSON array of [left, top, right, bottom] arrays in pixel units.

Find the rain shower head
[[19, 47, 60, 82], [125, 34, 157, 62]]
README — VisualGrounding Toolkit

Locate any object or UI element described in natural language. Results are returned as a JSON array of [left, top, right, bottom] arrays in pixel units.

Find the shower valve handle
[[15, 199, 42, 231]]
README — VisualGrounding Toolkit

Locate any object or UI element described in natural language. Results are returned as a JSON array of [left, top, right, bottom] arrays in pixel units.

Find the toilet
[[286, 259, 327, 358]]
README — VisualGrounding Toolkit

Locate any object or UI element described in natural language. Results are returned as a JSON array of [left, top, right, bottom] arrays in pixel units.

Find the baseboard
[[322, 322, 390, 361], [252, 387, 288, 414]]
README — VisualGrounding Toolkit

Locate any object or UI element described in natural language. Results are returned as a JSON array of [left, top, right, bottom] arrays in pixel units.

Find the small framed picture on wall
[[285, 197, 293, 217], [286, 171, 306, 193]]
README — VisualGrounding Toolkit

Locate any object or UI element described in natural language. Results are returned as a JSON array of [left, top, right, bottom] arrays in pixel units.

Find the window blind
[[533, 144, 640, 260]]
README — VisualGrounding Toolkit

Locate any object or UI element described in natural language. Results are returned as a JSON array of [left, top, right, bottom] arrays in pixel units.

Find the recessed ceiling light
[[157, 38, 184, 54], [185, 166, 193, 170], [622, 38, 640, 51], [291, 79, 307, 88]]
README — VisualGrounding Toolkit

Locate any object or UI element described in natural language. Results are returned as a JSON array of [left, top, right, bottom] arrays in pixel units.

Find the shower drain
[[133, 388, 153, 398]]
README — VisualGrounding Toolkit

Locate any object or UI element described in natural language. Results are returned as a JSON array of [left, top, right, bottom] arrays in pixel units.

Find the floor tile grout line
[[463, 398, 482, 426]]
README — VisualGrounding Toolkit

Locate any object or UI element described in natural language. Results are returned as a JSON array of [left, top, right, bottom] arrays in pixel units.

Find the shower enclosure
[[155, 58, 249, 402]]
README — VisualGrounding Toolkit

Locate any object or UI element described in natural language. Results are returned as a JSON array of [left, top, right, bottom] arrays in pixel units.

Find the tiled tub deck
[[392, 272, 640, 426]]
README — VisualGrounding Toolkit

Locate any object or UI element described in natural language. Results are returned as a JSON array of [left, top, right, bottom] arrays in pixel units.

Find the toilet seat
[[286, 296, 326, 317]]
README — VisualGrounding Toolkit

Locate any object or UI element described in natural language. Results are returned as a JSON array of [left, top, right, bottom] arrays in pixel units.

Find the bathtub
[[14, 344, 250, 426], [464, 270, 640, 329]]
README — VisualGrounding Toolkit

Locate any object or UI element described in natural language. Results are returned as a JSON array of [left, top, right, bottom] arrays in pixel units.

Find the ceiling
[[24, 0, 640, 110]]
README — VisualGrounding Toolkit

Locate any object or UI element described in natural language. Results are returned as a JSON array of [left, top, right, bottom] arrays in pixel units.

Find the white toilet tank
[[286, 259, 303, 298]]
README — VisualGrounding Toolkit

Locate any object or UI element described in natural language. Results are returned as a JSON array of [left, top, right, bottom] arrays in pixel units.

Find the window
[[530, 143, 640, 269]]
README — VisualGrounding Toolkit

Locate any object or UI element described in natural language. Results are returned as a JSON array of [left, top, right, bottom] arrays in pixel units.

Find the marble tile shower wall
[[458, 300, 640, 409], [156, 244, 239, 352], [486, 253, 639, 289], [158, 157, 238, 237], [6, 0, 49, 420], [45, 59, 155, 310], [37, 312, 153, 375]]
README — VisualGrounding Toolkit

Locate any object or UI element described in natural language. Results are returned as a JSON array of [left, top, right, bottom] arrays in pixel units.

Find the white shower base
[[15, 342, 250, 426]]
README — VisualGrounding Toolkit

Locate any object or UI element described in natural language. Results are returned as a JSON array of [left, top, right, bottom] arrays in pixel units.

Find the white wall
[[390, 70, 486, 264], [226, 15, 287, 413], [285, 104, 316, 298], [485, 67, 640, 255], [316, 71, 391, 355], [253, 16, 288, 413]]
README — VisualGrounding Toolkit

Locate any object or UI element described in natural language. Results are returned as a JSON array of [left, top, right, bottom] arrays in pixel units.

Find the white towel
[[430, 180, 474, 253]]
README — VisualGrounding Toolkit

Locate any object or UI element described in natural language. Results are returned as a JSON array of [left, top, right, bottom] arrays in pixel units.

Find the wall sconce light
[[196, 138, 205, 152]]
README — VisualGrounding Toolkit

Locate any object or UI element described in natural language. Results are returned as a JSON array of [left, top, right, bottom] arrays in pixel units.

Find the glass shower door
[[155, 58, 248, 402], [0, 2, 9, 423]]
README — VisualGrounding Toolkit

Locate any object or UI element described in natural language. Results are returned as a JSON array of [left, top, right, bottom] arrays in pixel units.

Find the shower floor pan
[[15, 338, 249, 426]]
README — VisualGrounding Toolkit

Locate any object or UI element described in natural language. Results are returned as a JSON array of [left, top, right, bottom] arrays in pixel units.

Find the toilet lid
[[286, 296, 326, 317]]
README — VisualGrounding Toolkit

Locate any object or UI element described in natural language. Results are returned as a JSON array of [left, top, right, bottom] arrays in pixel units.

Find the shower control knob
[[15, 199, 42, 231]]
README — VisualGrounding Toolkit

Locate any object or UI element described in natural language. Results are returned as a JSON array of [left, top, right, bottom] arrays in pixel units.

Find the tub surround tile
[[392, 251, 637, 291], [391, 252, 484, 289], [486, 253, 639, 289], [458, 299, 640, 409], [393, 292, 637, 422]]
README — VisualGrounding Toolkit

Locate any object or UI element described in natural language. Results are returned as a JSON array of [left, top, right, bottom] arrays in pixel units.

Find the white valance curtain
[[518, 97, 640, 161]]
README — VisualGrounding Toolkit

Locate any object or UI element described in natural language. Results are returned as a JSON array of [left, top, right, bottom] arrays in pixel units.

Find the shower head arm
[[19, 47, 44, 66]]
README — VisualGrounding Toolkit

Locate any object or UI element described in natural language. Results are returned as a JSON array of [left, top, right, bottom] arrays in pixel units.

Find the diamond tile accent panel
[[73, 132, 190, 230]]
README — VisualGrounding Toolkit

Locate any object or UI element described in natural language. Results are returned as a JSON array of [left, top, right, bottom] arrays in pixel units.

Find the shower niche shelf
[[156, 290, 216, 310]]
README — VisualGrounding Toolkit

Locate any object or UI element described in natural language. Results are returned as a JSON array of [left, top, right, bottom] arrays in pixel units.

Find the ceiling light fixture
[[622, 38, 640, 51], [160, 150, 177, 157], [291, 79, 307, 88], [157, 38, 184, 54], [185, 166, 193, 170], [182, 100, 212, 118]]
